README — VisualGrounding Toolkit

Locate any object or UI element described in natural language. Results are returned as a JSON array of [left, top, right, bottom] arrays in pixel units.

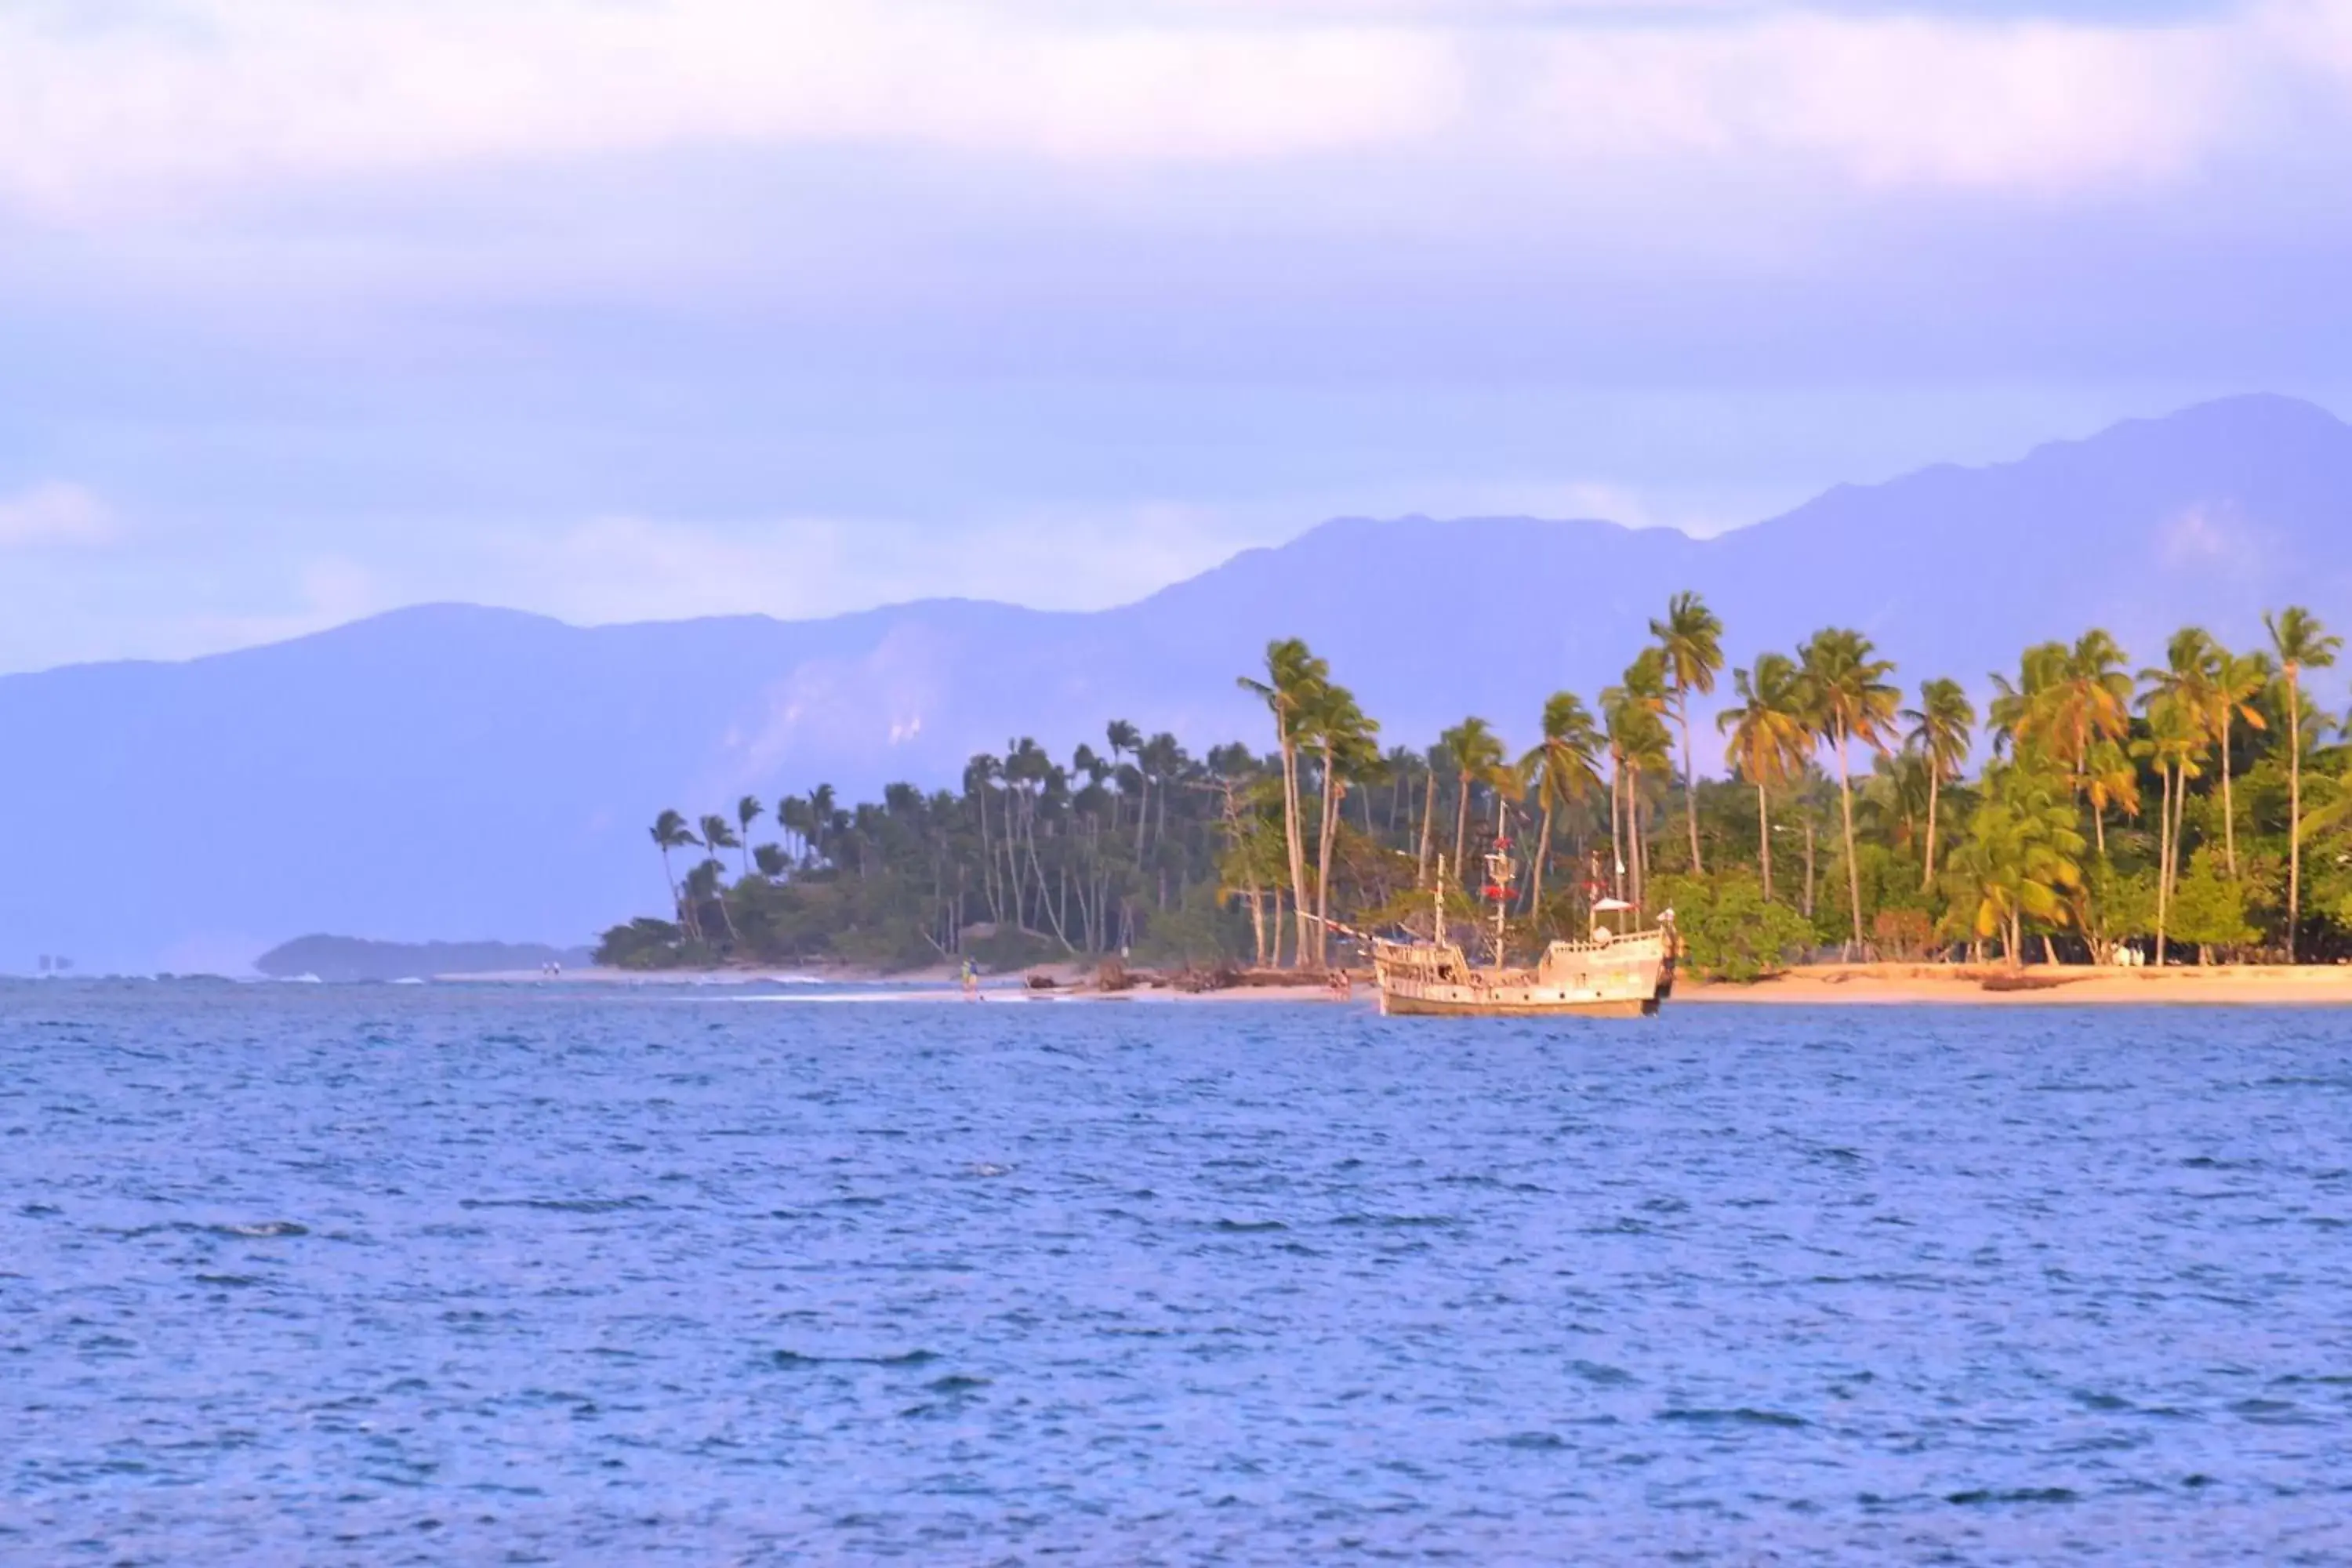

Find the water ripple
[[2, 984, 2350, 1560]]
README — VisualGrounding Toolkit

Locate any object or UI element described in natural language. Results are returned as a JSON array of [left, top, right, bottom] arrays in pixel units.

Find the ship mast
[[1432, 855, 1447, 948], [1482, 797, 1514, 969]]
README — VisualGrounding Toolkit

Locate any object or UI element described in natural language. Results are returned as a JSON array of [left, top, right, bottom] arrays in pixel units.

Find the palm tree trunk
[[1608, 760, 1625, 902], [1280, 741, 1312, 970], [1921, 767, 1940, 893], [1530, 795, 1555, 917], [1633, 773, 1649, 912], [1835, 724, 1864, 953], [1679, 701, 1704, 875], [2288, 672, 2303, 961], [1627, 768, 1644, 913], [2156, 760, 2174, 967], [1452, 775, 1472, 887], [1314, 754, 1341, 971], [2168, 757, 2187, 962], [1417, 771, 1438, 888], [1756, 782, 1773, 902], [2221, 707, 2238, 878]]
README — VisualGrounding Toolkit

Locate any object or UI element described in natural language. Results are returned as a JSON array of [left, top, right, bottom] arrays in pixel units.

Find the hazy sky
[[5, 0, 2351, 671]]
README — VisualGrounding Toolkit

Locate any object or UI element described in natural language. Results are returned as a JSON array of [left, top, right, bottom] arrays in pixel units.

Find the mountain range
[[9, 393, 2351, 974]]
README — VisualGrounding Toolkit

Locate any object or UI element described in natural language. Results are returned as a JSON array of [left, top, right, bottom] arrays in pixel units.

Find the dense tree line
[[598, 595, 2352, 977]]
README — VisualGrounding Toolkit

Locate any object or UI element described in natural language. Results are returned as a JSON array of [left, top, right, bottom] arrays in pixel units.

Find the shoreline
[[446, 960, 2352, 1007], [1680, 962, 2352, 1007]]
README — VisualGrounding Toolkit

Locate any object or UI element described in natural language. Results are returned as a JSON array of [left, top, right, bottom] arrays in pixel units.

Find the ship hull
[[1377, 989, 1658, 1018], [1370, 930, 1675, 1020]]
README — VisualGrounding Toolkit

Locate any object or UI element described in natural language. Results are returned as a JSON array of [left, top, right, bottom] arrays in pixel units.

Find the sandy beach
[[1681, 962, 2352, 1007], [456, 960, 2352, 1007]]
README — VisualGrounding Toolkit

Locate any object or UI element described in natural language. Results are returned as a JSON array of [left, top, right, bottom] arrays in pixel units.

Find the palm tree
[[734, 795, 764, 878], [2267, 606, 2340, 960], [1991, 633, 2132, 854], [2207, 645, 2271, 878], [1238, 638, 1330, 968], [649, 808, 697, 936], [1903, 677, 1975, 891], [1602, 649, 1671, 903], [681, 858, 726, 942], [1439, 717, 1507, 887], [1411, 742, 1449, 888], [2062, 630, 2136, 852], [1954, 763, 2086, 971], [1307, 684, 1379, 967], [1798, 628, 1900, 953], [807, 783, 837, 869], [1717, 653, 1809, 900], [1105, 719, 1142, 832], [1650, 591, 1725, 875], [2134, 684, 2208, 966], [1520, 691, 1603, 918], [698, 813, 743, 940], [1139, 731, 1184, 861]]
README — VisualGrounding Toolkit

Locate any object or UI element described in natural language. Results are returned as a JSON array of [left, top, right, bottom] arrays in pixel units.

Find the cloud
[[0, 483, 118, 549], [0, 0, 2334, 221]]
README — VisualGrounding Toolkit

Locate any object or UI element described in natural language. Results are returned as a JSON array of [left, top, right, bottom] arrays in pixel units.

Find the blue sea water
[[3, 983, 2350, 1564]]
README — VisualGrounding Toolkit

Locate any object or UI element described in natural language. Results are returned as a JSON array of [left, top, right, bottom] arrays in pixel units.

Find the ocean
[[5, 982, 2348, 1563]]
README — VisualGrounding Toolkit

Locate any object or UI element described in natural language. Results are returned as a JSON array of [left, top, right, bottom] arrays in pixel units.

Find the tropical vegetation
[[598, 596, 2352, 980]]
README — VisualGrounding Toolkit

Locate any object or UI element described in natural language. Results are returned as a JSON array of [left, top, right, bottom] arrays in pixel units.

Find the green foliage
[[2084, 858, 2157, 943], [2170, 847, 2258, 953], [1650, 871, 1816, 982], [1130, 884, 1254, 967], [595, 917, 691, 969], [1950, 762, 2087, 964], [609, 611, 2352, 972]]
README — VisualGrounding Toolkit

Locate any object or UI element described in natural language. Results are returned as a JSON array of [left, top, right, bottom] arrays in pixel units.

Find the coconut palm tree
[[698, 813, 743, 940], [1987, 641, 2068, 760], [1238, 637, 1330, 968], [1991, 633, 2132, 853], [1440, 717, 1508, 886], [1307, 684, 1380, 968], [1954, 763, 2085, 971], [2134, 689, 2208, 966], [1902, 677, 1975, 891], [807, 783, 837, 869], [682, 855, 736, 945], [1105, 719, 1142, 832], [734, 795, 764, 877], [2267, 606, 2340, 960], [1602, 648, 1671, 898], [649, 808, 698, 937], [1417, 739, 1449, 889], [1650, 590, 1725, 875], [2207, 645, 2271, 878], [1718, 652, 1809, 901], [1798, 628, 1900, 953], [1520, 691, 1604, 918]]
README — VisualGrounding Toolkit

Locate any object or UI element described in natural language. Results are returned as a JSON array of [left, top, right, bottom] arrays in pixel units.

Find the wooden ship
[[1369, 834, 1677, 1019]]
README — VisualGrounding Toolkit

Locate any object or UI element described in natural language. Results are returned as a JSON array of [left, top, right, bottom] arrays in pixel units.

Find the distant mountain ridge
[[253, 936, 594, 982], [7, 393, 2350, 973]]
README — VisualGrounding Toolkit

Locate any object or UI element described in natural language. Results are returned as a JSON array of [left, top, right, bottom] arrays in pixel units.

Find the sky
[[4, 0, 2352, 673]]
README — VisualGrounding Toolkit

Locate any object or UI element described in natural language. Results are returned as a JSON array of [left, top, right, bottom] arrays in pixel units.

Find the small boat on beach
[[1369, 845, 1676, 1019]]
